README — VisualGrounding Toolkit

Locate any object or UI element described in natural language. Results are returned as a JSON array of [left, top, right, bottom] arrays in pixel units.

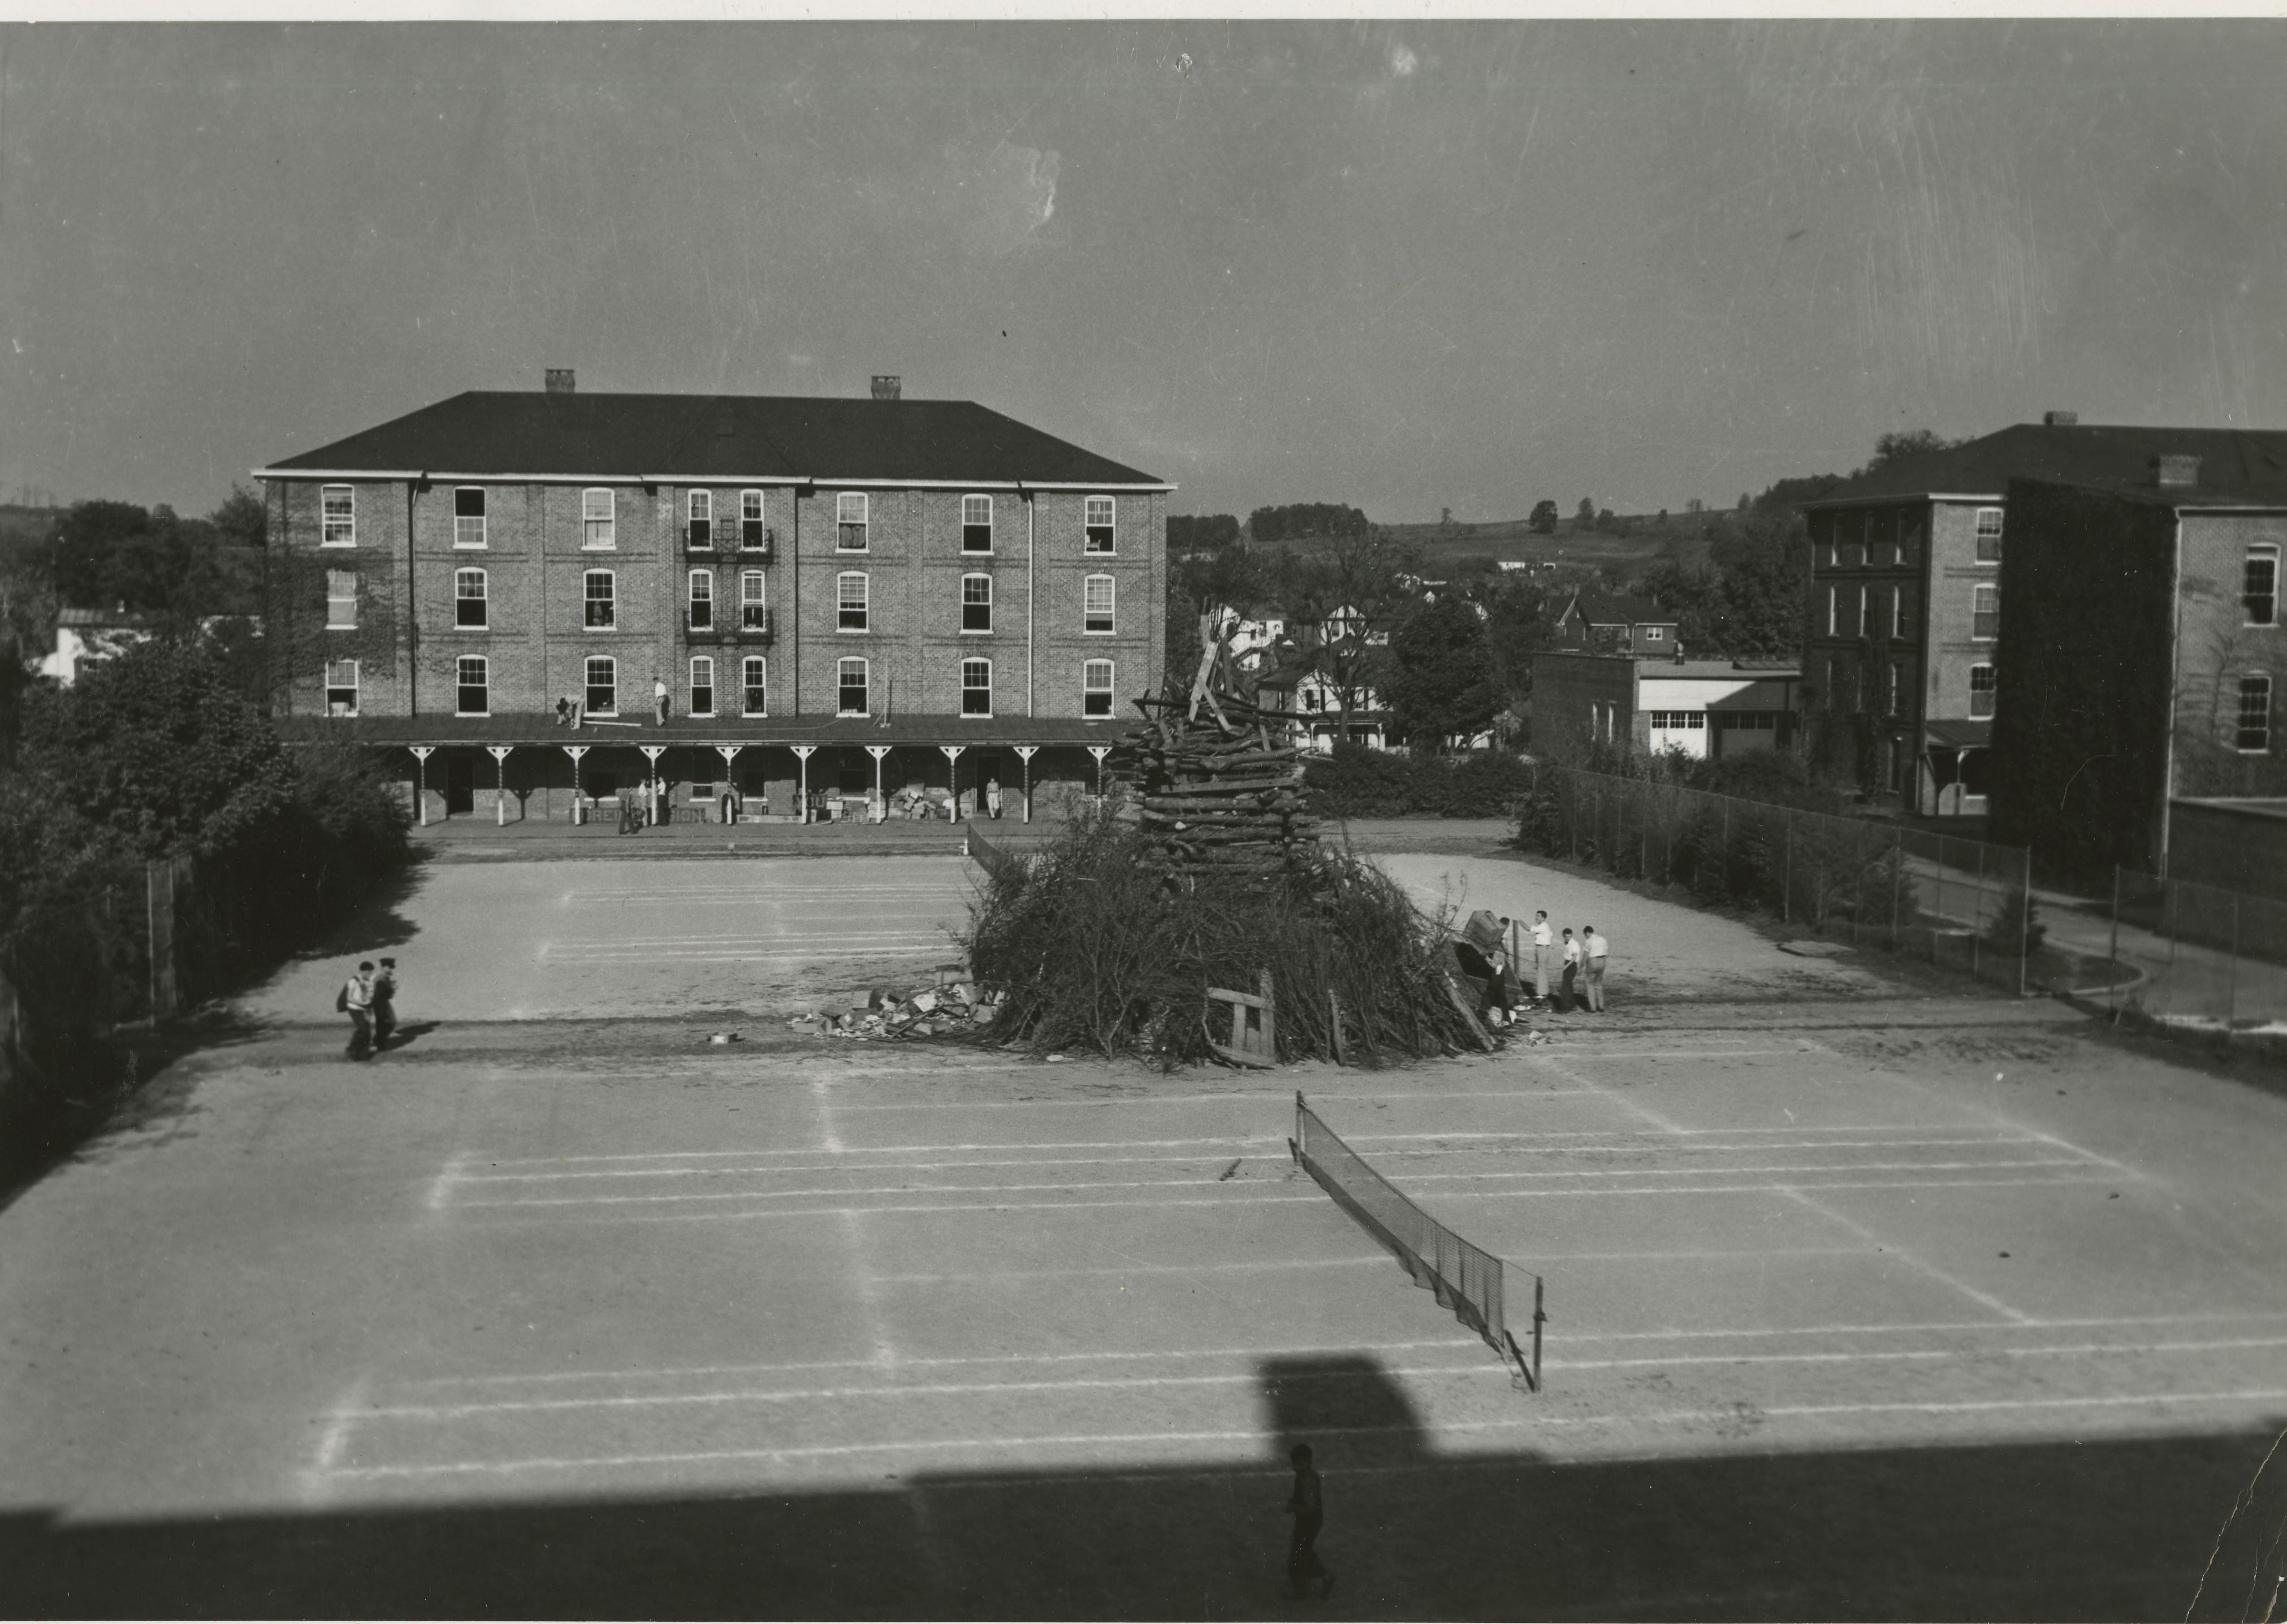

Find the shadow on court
[[5, 1355, 2280, 1621]]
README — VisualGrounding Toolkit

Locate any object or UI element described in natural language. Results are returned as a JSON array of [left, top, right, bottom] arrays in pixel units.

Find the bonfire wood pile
[[1119, 617, 1320, 874], [788, 978, 1004, 1041]]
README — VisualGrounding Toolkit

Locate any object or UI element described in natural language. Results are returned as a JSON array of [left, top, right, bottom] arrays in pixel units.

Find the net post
[[1292, 1090, 1307, 1165]]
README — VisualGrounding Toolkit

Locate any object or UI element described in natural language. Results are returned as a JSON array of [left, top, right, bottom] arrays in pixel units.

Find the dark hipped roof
[[261, 392, 1165, 487], [271, 713, 1130, 748], [1562, 591, 1668, 626], [1806, 423, 2287, 507]]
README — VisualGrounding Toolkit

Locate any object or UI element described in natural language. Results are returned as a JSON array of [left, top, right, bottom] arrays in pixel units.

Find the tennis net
[[1293, 1090, 1544, 1391]]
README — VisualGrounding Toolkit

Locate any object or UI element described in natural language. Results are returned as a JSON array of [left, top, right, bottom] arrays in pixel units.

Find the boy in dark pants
[[1285, 1444, 1333, 1600], [372, 958, 398, 1049]]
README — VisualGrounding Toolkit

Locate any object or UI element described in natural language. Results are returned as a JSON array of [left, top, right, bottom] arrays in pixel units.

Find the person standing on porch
[[653, 676, 669, 725], [985, 775, 1003, 820]]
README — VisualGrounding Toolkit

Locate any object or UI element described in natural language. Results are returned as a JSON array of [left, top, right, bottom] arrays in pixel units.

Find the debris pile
[[787, 979, 1004, 1042]]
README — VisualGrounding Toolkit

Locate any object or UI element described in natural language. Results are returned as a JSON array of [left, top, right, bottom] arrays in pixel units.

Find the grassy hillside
[[1251, 511, 1717, 583]]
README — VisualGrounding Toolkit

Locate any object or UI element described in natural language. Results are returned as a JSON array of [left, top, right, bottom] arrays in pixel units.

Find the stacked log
[[1119, 696, 1319, 874]]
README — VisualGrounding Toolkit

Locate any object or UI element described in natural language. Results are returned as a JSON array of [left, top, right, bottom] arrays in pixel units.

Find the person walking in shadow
[[1285, 1443, 1334, 1600], [371, 958, 399, 1049], [339, 961, 375, 1061]]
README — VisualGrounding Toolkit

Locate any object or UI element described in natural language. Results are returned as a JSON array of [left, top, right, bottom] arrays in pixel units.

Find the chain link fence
[[1518, 766, 2038, 995], [2102, 870, 2287, 1034]]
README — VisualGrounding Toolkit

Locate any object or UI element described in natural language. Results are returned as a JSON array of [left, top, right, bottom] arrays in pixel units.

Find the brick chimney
[[544, 369, 576, 395], [2156, 453, 2202, 488], [2043, 410, 2077, 426], [871, 375, 901, 400]]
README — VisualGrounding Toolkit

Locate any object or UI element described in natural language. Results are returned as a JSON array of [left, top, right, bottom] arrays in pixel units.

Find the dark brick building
[[257, 376, 1169, 823]]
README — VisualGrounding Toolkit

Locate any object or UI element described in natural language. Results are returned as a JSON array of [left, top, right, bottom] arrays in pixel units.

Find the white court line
[[448, 1135, 2065, 1185], [457, 1122, 2054, 1170], [1782, 1186, 2030, 1324], [425, 1153, 464, 1212], [467, 1172, 2116, 1225], [874, 1246, 1869, 1284], [552, 949, 948, 964], [447, 1158, 2090, 1209], [304, 1377, 370, 1488], [398, 1310, 2287, 1393], [1525, 1051, 1692, 1135], [345, 1335, 2287, 1424], [317, 1388, 2287, 1482]]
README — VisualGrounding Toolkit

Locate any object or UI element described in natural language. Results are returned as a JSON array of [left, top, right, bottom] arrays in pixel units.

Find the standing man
[[1285, 1444, 1333, 1600], [371, 958, 399, 1049], [1531, 911, 1553, 1008], [1584, 925, 1610, 1012], [654, 675, 670, 725], [340, 961, 375, 1061], [1558, 928, 1583, 1014]]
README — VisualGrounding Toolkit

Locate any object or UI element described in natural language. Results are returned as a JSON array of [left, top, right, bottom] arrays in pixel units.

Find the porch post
[[639, 744, 666, 826], [409, 746, 434, 826], [792, 744, 816, 823], [487, 745, 514, 826], [1013, 745, 1039, 824], [939, 744, 966, 821], [1088, 744, 1111, 803], [715, 744, 743, 822], [562, 744, 589, 824], [866, 744, 892, 823]]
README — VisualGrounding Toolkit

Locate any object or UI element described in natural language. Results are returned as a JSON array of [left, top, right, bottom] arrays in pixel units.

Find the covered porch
[[272, 714, 1129, 829]]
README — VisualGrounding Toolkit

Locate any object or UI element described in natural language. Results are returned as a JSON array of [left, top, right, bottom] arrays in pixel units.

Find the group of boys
[[1461, 910, 1611, 1020], [338, 958, 400, 1061]]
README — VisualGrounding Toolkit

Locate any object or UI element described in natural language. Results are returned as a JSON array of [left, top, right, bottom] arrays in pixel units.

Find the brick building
[[1549, 591, 1678, 655], [257, 376, 1169, 823], [1801, 417, 2287, 821], [1987, 466, 2287, 894]]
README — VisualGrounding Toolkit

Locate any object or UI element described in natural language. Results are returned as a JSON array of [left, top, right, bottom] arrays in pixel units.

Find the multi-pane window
[[1887, 660, 1901, 715], [1892, 585, 1906, 639], [1085, 496, 1116, 555], [689, 569, 714, 630], [2240, 675, 2273, 752], [584, 570, 615, 629], [1969, 663, 1996, 719], [837, 492, 868, 551], [1823, 656, 1837, 711], [454, 568, 487, 628], [585, 656, 617, 717], [325, 659, 358, 716], [962, 495, 992, 553], [1975, 507, 2004, 563], [689, 656, 715, 718], [962, 573, 992, 633], [1646, 711, 1706, 730], [2245, 546, 2279, 627], [1826, 586, 1839, 637], [321, 486, 354, 547], [1972, 584, 1999, 641], [456, 655, 488, 716], [1084, 659, 1114, 717], [326, 569, 358, 629], [742, 656, 768, 716], [741, 570, 767, 630], [688, 490, 712, 548], [838, 571, 868, 631], [583, 488, 615, 549], [1856, 586, 1869, 638], [961, 657, 992, 716], [1643, 626, 1665, 643], [741, 490, 766, 549], [454, 487, 486, 548], [1083, 574, 1114, 634], [837, 656, 868, 716]]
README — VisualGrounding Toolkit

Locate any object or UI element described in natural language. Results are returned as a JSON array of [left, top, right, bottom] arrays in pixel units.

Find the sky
[[3, 19, 2287, 523]]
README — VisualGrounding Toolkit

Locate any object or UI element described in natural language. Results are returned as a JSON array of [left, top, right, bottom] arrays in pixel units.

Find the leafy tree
[[1246, 503, 1369, 544], [1167, 513, 1240, 553], [1282, 526, 1419, 735], [1165, 538, 1277, 694], [43, 499, 254, 627], [209, 484, 267, 551], [1384, 595, 1501, 753], [1860, 428, 1964, 473], [1575, 497, 1597, 527], [1596, 508, 1616, 532], [1528, 500, 1559, 535]]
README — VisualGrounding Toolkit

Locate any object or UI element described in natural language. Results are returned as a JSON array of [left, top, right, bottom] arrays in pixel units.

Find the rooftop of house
[[55, 606, 154, 629], [1560, 591, 1669, 626], [260, 391, 1166, 489], [1636, 659, 1801, 679], [1805, 422, 2287, 508]]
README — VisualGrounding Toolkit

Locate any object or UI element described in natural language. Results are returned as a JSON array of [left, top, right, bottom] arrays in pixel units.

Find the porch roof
[[1923, 718, 1992, 750], [273, 713, 1131, 750]]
